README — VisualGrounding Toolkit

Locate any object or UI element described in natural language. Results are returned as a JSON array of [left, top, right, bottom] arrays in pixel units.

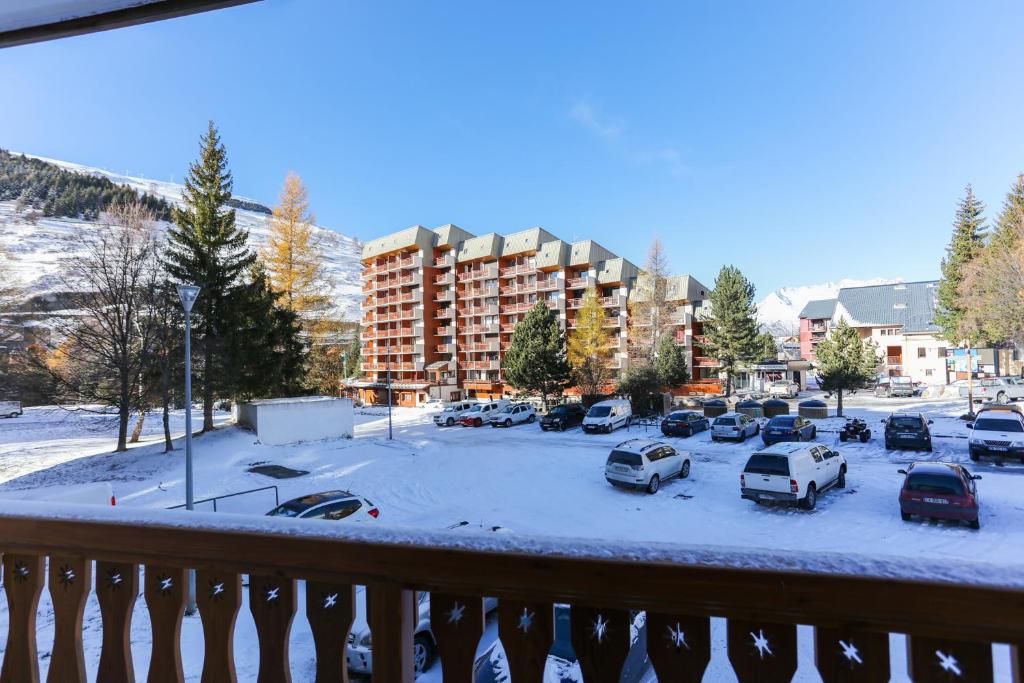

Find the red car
[[898, 462, 981, 529]]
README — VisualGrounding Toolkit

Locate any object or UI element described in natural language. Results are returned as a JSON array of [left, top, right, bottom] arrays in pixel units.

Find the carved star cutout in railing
[[750, 629, 773, 659], [839, 639, 863, 666], [446, 601, 466, 625], [936, 650, 962, 677], [517, 608, 534, 633]]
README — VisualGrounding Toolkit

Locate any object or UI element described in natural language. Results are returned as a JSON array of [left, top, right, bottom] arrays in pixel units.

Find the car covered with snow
[[898, 462, 981, 529], [710, 412, 759, 442], [767, 380, 799, 398], [960, 377, 1024, 404], [967, 405, 1024, 462], [265, 491, 379, 521], [740, 442, 846, 510], [488, 402, 536, 427], [604, 438, 690, 494], [433, 400, 477, 427], [882, 413, 933, 451]]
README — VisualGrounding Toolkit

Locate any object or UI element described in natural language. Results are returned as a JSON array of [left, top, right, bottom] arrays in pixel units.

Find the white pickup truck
[[0, 401, 22, 418], [960, 377, 1024, 404]]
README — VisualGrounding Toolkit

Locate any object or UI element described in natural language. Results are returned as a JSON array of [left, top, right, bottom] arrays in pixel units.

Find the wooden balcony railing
[[0, 506, 1021, 683]]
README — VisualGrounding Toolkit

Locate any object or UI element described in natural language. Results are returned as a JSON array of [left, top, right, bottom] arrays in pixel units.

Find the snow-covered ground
[[0, 393, 1019, 680]]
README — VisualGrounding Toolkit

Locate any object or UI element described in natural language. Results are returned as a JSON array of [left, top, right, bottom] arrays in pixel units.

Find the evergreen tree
[[754, 331, 779, 361], [935, 185, 986, 345], [163, 122, 258, 430], [815, 319, 878, 417], [567, 288, 613, 397], [616, 365, 662, 416], [701, 266, 760, 395], [654, 333, 689, 389], [502, 301, 571, 408]]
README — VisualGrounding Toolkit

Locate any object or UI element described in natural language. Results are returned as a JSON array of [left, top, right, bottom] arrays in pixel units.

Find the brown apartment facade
[[348, 224, 720, 406]]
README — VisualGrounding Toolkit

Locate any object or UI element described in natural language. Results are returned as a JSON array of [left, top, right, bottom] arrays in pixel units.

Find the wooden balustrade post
[[306, 582, 355, 683], [144, 565, 187, 683], [429, 594, 485, 683], [646, 612, 712, 682], [249, 575, 298, 683], [96, 561, 139, 683], [906, 636, 993, 682], [727, 619, 798, 683], [366, 583, 415, 683], [814, 626, 890, 683], [1, 554, 45, 683], [46, 555, 91, 683], [497, 600, 555, 681], [195, 570, 242, 683], [569, 605, 630, 683]]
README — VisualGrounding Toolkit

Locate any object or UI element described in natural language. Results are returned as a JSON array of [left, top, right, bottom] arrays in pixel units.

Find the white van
[[433, 400, 476, 427], [459, 399, 510, 427], [582, 399, 632, 434]]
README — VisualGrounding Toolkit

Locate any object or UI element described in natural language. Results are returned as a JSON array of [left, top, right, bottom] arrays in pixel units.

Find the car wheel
[[811, 426, 817, 439], [647, 475, 660, 494], [969, 452, 980, 462], [413, 634, 435, 674], [969, 518, 981, 530], [839, 432, 848, 442], [446, 417, 454, 427], [504, 419, 512, 427], [680, 460, 690, 479], [475, 418, 482, 427], [528, 414, 536, 423], [754, 424, 761, 435], [901, 511, 911, 522], [860, 431, 870, 443], [836, 466, 846, 489], [800, 484, 817, 510], [560, 423, 566, 431]]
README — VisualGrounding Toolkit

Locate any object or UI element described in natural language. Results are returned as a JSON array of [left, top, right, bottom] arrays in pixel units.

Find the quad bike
[[839, 418, 871, 443]]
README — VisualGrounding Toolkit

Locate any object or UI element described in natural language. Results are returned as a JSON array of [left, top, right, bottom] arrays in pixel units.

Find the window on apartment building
[[547, 291, 559, 302], [925, 369, 933, 377], [918, 348, 927, 358]]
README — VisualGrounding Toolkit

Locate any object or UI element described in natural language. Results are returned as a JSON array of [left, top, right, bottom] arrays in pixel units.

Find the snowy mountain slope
[[757, 278, 902, 336], [0, 154, 363, 319]]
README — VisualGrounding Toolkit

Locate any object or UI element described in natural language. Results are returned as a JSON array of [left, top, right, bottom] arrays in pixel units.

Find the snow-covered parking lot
[[0, 393, 1021, 681]]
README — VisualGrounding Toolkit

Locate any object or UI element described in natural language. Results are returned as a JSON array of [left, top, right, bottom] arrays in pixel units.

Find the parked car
[[660, 410, 710, 437], [874, 377, 915, 398], [767, 380, 799, 398], [459, 400, 510, 427], [967, 405, 1024, 462], [0, 401, 22, 418], [582, 399, 632, 434], [473, 606, 651, 682], [489, 402, 536, 427], [347, 589, 499, 676], [882, 413, 933, 451], [265, 491, 380, 521], [540, 403, 587, 431], [433, 400, 476, 427], [422, 397, 445, 409], [761, 415, 816, 445], [741, 443, 846, 510], [898, 462, 981, 529], [960, 377, 1024, 403], [710, 412, 760, 442], [605, 439, 690, 494]]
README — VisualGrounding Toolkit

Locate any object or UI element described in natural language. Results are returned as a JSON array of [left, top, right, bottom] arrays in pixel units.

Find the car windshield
[[974, 418, 1024, 433], [892, 378, 912, 385], [715, 417, 736, 426], [266, 501, 309, 517], [465, 405, 482, 413], [443, 405, 461, 412], [667, 412, 689, 420], [906, 472, 965, 496], [607, 450, 642, 466], [589, 406, 611, 417], [889, 416, 922, 429], [549, 406, 568, 415], [771, 381, 788, 387], [768, 417, 795, 427], [744, 454, 790, 476]]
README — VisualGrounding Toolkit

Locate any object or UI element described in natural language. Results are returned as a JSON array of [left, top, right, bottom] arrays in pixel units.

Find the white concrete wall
[[902, 334, 948, 385], [240, 397, 354, 445]]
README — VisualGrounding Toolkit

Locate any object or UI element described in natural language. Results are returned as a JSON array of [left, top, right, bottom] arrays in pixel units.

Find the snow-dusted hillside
[[0, 154, 363, 319], [757, 278, 902, 336]]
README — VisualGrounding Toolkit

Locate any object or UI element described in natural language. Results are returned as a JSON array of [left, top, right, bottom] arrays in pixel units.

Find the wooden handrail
[[1, 505, 1022, 681]]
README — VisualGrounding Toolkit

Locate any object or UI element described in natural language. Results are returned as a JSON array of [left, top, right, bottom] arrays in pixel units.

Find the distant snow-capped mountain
[[0, 154, 364, 319], [757, 278, 902, 336]]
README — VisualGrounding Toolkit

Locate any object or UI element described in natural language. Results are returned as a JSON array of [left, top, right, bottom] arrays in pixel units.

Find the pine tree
[[502, 301, 571, 408], [654, 333, 689, 389], [815, 319, 878, 417], [701, 266, 760, 395], [262, 172, 329, 314], [935, 185, 986, 345], [163, 121, 257, 431], [627, 238, 674, 363], [754, 331, 778, 361], [616, 364, 662, 416], [567, 288, 613, 396]]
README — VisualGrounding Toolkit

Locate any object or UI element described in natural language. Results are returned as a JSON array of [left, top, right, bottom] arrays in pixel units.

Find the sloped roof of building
[[500, 227, 558, 257], [798, 298, 838, 320], [433, 224, 475, 248], [535, 239, 568, 269], [456, 232, 503, 262], [835, 281, 940, 333], [362, 225, 435, 261]]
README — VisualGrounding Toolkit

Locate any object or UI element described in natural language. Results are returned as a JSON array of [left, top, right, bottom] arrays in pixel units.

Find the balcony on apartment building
[[463, 360, 502, 371], [361, 361, 418, 372], [599, 294, 626, 308], [365, 273, 417, 293], [364, 344, 416, 356], [435, 308, 455, 320], [507, 299, 556, 314], [887, 356, 903, 369], [566, 275, 594, 290], [434, 271, 455, 286], [365, 254, 422, 276], [457, 264, 499, 282], [434, 253, 455, 268], [460, 304, 500, 317], [380, 326, 415, 338], [434, 290, 454, 303], [464, 340, 501, 353], [694, 356, 722, 368], [436, 325, 455, 336], [500, 262, 535, 278], [500, 281, 539, 296], [464, 322, 501, 335], [461, 286, 498, 300]]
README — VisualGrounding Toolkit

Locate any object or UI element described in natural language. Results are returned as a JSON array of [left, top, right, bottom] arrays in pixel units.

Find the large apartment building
[[350, 224, 713, 406]]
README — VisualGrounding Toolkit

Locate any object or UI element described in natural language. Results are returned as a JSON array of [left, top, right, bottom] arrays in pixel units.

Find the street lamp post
[[176, 284, 200, 614], [386, 336, 393, 440]]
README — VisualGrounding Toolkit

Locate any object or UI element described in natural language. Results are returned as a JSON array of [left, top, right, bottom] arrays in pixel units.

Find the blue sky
[[2, 0, 1023, 295]]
